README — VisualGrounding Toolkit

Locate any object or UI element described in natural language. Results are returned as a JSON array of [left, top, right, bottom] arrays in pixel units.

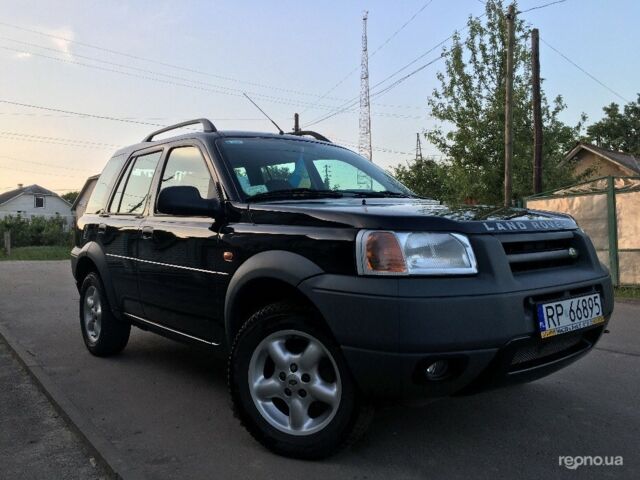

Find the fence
[[525, 176, 640, 286]]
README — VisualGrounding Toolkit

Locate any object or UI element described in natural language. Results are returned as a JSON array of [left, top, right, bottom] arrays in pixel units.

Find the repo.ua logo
[[559, 455, 623, 470]]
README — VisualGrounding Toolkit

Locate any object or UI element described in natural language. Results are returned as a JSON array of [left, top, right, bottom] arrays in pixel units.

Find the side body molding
[[223, 250, 324, 340]]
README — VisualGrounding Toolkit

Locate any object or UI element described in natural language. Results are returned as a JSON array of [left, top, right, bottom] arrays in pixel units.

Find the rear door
[[99, 149, 163, 317], [136, 142, 224, 342]]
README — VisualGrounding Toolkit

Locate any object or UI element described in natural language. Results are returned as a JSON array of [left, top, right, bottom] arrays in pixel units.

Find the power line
[[0, 20, 347, 102], [301, 0, 436, 114], [0, 43, 329, 111], [0, 23, 421, 112], [0, 99, 164, 127], [0, 163, 90, 178], [540, 38, 631, 103], [333, 138, 414, 156], [0, 111, 266, 121], [303, 9, 483, 129], [0, 154, 95, 173], [371, 0, 436, 57], [304, 0, 571, 130], [1, 44, 424, 121], [368, 55, 444, 99], [518, 0, 567, 14], [0, 131, 120, 147], [305, 54, 443, 128], [0, 131, 120, 150]]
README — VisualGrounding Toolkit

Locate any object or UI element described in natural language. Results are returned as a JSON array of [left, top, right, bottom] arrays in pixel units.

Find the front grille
[[511, 333, 583, 366], [499, 231, 578, 273]]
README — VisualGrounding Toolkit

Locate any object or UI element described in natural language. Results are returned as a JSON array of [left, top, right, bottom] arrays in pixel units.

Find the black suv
[[71, 119, 613, 458]]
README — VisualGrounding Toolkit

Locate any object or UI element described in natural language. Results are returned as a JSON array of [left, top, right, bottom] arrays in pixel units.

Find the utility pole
[[294, 113, 301, 133], [358, 11, 373, 162], [415, 133, 423, 161], [531, 28, 543, 194], [504, 3, 516, 206]]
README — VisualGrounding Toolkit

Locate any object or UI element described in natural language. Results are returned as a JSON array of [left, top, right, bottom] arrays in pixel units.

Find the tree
[[61, 191, 79, 204], [392, 157, 451, 200], [586, 94, 640, 155], [403, 0, 580, 204]]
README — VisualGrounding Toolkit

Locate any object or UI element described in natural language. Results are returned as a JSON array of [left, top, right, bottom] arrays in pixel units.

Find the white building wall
[[0, 194, 73, 224]]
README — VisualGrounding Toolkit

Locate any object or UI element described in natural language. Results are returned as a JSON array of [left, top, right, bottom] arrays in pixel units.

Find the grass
[[0, 245, 70, 261], [614, 286, 640, 300]]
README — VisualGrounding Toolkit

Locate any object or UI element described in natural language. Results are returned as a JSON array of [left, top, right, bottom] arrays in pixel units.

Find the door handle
[[97, 223, 107, 234], [141, 226, 154, 240]]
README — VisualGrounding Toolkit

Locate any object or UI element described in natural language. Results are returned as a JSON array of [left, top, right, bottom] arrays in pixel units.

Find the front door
[[136, 144, 224, 342]]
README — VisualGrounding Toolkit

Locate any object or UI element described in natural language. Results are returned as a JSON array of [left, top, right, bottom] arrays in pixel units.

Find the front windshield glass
[[216, 137, 413, 200]]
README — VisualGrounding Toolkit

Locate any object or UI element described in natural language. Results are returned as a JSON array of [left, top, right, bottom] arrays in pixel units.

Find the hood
[[245, 198, 577, 234]]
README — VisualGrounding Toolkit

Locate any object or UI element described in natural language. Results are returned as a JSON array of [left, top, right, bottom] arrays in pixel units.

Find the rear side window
[[157, 146, 216, 202], [110, 151, 162, 214], [72, 176, 98, 218], [85, 154, 127, 214]]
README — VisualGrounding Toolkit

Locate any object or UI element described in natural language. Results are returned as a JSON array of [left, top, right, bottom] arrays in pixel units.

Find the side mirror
[[157, 186, 222, 218]]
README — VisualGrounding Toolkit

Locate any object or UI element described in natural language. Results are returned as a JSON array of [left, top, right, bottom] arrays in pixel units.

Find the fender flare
[[72, 242, 121, 318], [224, 250, 323, 340]]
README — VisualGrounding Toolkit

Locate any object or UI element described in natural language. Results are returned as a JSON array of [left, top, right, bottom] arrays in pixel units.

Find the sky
[[0, 0, 638, 193]]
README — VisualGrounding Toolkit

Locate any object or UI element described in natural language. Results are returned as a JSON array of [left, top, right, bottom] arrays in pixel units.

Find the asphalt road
[[0, 260, 638, 479]]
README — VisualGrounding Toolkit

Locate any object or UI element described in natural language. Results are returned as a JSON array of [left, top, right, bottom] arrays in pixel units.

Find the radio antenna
[[242, 93, 284, 135]]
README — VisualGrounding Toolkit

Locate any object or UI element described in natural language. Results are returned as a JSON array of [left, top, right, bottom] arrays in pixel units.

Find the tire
[[79, 272, 130, 357], [228, 302, 373, 459]]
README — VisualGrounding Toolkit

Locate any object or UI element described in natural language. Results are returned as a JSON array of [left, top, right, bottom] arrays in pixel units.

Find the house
[[565, 142, 640, 179], [0, 184, 73, 224]]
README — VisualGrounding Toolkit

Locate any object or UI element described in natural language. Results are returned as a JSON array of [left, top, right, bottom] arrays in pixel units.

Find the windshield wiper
[[337, 190, 414, 198], [246, 188, 344, 202]]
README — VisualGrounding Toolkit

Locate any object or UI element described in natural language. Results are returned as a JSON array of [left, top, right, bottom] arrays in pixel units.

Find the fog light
[[425, 360, 449, 380]]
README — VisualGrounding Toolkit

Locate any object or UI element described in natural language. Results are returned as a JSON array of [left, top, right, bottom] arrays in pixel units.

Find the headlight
[[356, 230, 478, 276]]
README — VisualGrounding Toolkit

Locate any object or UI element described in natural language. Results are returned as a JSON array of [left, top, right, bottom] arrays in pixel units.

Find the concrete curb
[[0, 323, 144, 480]]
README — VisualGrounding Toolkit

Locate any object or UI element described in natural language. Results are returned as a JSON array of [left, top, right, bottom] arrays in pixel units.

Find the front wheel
[[228, 302, 372, 459], [79, 272, 130, 357]]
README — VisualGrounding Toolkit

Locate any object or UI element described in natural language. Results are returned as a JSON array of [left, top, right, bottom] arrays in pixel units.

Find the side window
[[110, 151, 162, 214], [158, 146, 216, 203], [85, 154, 127, 214], [109, 160, 134, 213]]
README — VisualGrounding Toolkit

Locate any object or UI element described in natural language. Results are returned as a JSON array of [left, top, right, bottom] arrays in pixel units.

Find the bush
[[0, 214, 71, 247]]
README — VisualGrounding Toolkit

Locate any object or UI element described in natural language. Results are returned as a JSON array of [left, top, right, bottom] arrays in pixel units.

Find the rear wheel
[[228, 302, 372, 459], [79, 272, 130, 356]]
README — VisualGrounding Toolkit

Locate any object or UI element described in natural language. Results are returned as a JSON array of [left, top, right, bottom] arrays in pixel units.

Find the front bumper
[[299, 273, 613, 400]]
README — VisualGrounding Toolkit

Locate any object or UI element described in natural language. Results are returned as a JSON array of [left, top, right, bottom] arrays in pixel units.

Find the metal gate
[[525, 176, 640, 286]]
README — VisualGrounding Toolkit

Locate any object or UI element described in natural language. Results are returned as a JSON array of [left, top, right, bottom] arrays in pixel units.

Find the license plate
[[537, 293, 604, 338]]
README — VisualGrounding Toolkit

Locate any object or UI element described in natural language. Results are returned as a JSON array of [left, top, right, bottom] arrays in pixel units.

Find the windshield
[[216, 137, 413, 201]]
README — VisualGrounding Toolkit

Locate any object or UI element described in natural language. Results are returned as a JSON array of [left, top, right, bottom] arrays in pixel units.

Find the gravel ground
[[0, 339, 111, 480]]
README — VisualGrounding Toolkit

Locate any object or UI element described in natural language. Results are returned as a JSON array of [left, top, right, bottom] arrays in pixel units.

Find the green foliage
[[0, 215, 71, 247], [586, 94, 640, 155], [0, 245, 70, 261], [400, 0, 581, 204], [614, 286, 640, 299], [391, 158, 451, 200], [61, 191, 80, 204]]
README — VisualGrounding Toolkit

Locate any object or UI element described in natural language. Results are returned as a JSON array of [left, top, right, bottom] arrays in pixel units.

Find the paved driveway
[[0, 261, 637, 479]]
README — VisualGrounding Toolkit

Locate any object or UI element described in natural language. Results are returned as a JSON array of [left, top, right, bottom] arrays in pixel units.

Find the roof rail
[[143, 118, 217, 142], [289, 130, 332, 143]]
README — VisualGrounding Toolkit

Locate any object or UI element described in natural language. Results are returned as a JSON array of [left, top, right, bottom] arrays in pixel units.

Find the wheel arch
[[73, 242, 120, 318], [224, 250, 325, 344]]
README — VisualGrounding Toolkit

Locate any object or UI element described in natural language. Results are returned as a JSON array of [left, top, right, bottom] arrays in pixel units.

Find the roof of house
[[0, 184, 60, 206], [565, 142, 640, 175]]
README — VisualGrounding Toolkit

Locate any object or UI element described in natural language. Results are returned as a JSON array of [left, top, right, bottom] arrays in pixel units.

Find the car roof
[[111, 130, 340, 158]]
